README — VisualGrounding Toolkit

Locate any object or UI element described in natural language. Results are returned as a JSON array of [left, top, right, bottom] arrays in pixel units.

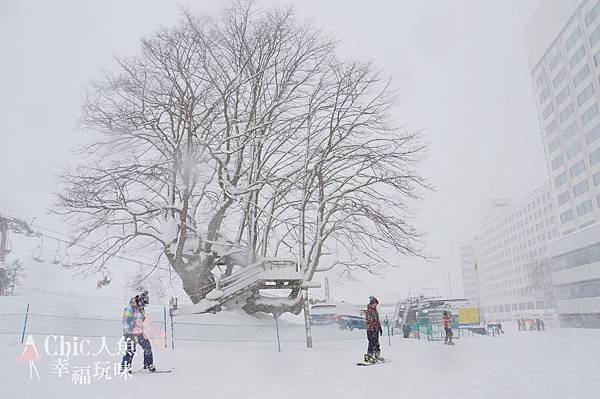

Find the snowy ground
[[2, 234, 598, 398], [2, 318, 599, 399]]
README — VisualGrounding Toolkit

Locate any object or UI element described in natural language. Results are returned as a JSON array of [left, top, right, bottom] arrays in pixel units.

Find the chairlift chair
[[31, 236, 44, 263], [51, 240, 61, 265], [96, 272, 112, 289]]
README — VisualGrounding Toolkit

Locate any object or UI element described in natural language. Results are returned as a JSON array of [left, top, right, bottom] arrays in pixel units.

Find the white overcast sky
[[0, 0, 547, 303]]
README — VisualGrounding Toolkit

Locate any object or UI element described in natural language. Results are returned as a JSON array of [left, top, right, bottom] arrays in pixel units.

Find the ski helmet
[[137, 290, 150, 306], [369, 296, 378, 304]]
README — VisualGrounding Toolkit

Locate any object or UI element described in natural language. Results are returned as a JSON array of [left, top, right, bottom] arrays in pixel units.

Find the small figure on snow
[[402, 322, 411, 338], [121, 290, 156, 373], [364, 296, 384, 363], [442, 310, 453, 345], [496, 322, 504, 334]]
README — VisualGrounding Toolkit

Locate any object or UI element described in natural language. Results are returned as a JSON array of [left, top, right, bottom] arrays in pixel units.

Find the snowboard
[[356, 360, 391, 366], [134, 367, 174, 374]]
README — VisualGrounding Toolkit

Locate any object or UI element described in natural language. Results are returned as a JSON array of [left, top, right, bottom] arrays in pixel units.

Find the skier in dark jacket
[[364, 296, 384, 363], [121, 290, 155, 373]]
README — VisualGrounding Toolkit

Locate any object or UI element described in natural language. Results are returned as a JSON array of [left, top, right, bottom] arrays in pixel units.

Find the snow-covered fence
[[0, 306, 367, 352], [0, 305, 169, 344]]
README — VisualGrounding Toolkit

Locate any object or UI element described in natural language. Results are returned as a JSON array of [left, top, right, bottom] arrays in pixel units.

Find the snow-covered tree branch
[[55, 1, 427, 306]]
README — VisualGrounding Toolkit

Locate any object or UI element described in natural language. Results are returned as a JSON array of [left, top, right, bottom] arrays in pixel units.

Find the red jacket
[[442, 314, 450, 328], [365, 303, 381, 332]]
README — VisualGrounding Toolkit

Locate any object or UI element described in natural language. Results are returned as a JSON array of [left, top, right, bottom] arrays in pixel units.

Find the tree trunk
[[177, 253, 218, 304]]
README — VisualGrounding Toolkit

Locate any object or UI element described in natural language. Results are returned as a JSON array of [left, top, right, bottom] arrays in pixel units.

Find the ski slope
[[2, 226, 599, 398], [2, 306, 600, 399]]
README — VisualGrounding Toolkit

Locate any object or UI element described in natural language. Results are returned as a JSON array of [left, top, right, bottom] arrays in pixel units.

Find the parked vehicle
[[310, 302, 366, 330]]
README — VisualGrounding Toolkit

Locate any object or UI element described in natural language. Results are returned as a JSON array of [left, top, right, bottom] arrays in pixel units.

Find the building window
[[576, 199, 593, 216], [560, 209, 574, 223], [543, 102, 555, 120], [585, 122, 600, 145], [573, 179, 590, 197], [590, 146, 600, 165], [553, 67, 568, 88], [536, 70, 547, 88], [582, 103, 599, 125], [557, 190, 571, 205], [587, 2, 600, 27], [595, 49, 600, 66], [546, 119, 558, 136], [570, 45, 586, 69], [560, 103, 575, 123], [577, 83, 594, 106], [570, 159, 586, 177], [566, 27, 582, 51], [566, 140, 582, 159], [563, 120, 578, 140], [556, 278, 600, 300], [573, 64, 590, 88], [549, 52, 563, 72], [591, 23, 600, 47], [593, 171, 600, 186], [539, 86, 551, 103], [551, 153, 564, 170], [556, 84, 571, 106], [549, 136, 562, 153], [551, 240, 600, 271]]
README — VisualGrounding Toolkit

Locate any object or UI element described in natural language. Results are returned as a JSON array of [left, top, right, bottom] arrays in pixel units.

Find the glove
[[379, 327, 383, 336]]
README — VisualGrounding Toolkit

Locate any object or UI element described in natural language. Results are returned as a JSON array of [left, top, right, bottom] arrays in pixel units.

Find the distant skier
[[442, 310, 453, 345], [121, 290, 155, 373], [496, 322, 504, 334], [402, 322, 411, 338], [364, 296, 384, 363]]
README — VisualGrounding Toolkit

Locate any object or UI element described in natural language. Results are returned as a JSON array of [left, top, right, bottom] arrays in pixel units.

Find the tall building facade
[[526, 0, 600, 234], [460, 184, 559, 322], [475, 184, 558, 322], [460, 241, 479, 302], [526, 0, 600, 327]]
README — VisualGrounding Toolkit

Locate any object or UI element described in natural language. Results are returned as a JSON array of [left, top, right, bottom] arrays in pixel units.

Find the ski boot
[[363, 354, 376, 364], [144, 364, 156, 373], [120, 365, 132, 375], [374, 353, 385, 362]]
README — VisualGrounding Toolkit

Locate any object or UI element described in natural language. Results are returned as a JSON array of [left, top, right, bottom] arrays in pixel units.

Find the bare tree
[[526, 257, 555, 303], [0, 259, 25, 295], [55, 1, 426, 307]]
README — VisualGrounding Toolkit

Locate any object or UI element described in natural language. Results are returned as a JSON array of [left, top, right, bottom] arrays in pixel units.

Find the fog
[[0, 0, 546, 302]]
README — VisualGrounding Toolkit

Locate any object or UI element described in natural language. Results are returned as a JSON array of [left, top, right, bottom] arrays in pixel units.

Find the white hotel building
[[526, 0, 600, 327], [460, 186, 559, 322]]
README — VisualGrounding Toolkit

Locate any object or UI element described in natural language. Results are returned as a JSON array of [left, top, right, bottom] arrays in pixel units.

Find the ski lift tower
[[0, 217, 8, 265], [0, 216, 10, 296]]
